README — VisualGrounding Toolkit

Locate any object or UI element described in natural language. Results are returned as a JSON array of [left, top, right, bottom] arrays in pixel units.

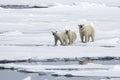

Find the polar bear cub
[[78, 24, 95, 43], [52, 31, 68, 46], [65, 30, 77, 45]]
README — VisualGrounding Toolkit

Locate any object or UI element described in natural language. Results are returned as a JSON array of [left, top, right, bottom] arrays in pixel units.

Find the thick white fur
[[65, 30, 77, 45], [52, 31, 68, 46], [78, 24, 95, 43]]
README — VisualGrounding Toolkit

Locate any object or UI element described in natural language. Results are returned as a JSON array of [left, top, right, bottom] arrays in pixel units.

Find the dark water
[[0, 70, 104, 80], [0, 70, 27, 80]]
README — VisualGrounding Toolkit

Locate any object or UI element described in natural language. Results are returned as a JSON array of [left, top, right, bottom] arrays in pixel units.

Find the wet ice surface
[[1, 57, 120, 80], [1, 57, 120, 65], [0, 70, 105, 80]]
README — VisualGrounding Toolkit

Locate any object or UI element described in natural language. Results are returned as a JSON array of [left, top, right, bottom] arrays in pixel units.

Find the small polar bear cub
[[65, 30, 77, 45], [52, 31, 68, 46], [78, 24, 95, 43]]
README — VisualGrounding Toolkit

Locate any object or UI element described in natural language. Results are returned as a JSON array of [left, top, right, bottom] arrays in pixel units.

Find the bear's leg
[[88, 35, 90, 42], [71, 38, 74, 44], [68, 38, 70, 45], [91, 35, 94, 42], [60, 39, 64, 45], [68, 42, 70, 45], [65, 39, 68, 46], [69, 39, 72, 45], [85, 35, 88, 43], [70, 40, 73, 44], [81, 35, 84, 43], [54, 38, 58, 45]]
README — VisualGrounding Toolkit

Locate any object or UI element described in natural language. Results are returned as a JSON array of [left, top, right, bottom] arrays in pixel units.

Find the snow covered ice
[[0, 0, 120, 80]]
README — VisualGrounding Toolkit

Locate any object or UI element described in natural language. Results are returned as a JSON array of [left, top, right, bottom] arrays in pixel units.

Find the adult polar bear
[[65, 30, 77, 45], [78, 24, 95, 43], [52, 31, 68, 46]]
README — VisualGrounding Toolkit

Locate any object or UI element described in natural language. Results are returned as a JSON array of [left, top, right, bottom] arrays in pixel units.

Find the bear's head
[[78, 24, 85, 28], [65, 30, 70, 34], [52, 31, 57, 36]]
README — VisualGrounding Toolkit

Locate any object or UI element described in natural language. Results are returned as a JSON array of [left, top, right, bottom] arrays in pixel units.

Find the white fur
[[78, 24, 95, 43], [52, 31, 68, 46], [65, 30, 77, 45]]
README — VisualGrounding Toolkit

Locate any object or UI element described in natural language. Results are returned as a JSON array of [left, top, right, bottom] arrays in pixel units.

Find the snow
[[0, 0, 120, 7], [0, 30, 23, 36], [110, 65, 120, 71], [0, 0, 120, 60], [0, 0, 120, 78], [101, 78, 120, 80], [0, 44, 120, 60]]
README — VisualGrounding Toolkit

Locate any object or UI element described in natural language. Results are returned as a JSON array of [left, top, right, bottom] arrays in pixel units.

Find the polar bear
[[52, 31, 68, 46], [65, 30, 77, 45], [78, 24, 95, 43]]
